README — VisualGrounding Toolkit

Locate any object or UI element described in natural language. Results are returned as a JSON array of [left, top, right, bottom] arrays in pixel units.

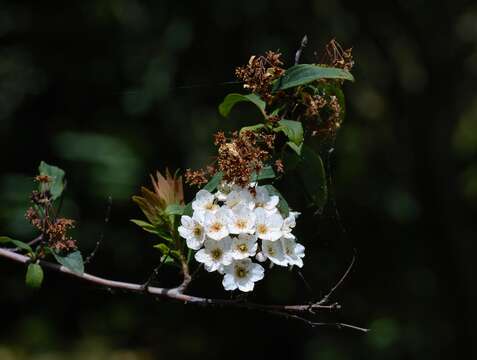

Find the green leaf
[[38, 161, 66, 200], [298, 145, 328, 212], [53, 250, 84, 275], [154, 243, 170, 256], [287, 141, 302, 155], [154, 244, 181, 263], [0, 237, 33, 253], [274, 120, 304, 145], [273, 64, 354, 91], [130, 220, 174, 243], [165, 204, 186, 216], [239, 123, 265, 134], [264, 185, 290, 217], [26, 263, 44, 289], [130, 219, 158, 234], [281, 147, 301, 170], [202, 171, 223, 192], [183, 202, 193, 217], [219, 93, 266, 118], [251, 166, 276, 182]]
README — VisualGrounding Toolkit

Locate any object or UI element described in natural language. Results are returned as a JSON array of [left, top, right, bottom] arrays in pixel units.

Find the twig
[[295, 269, 314, 296], [295, 35, 308, 65], [0, 246, 367, 331], [11, 235, 43, 253], [317, 252, 356, 305], [268, 310, 368, 332], [141, 251, 170, 291], [85, 196, 112, 265]]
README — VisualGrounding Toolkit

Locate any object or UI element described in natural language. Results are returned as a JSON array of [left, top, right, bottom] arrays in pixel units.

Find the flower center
[[210, 222, 223, 232], [267, 245, 275, 255], [211, 248, 222, 260], [235, 266, 248, 278], [257, 223, 268, 234], [193, 226, 202, 236], [238, 244, 248, 252], [236, 219, 247, 229], [205, 202, 216, 210]]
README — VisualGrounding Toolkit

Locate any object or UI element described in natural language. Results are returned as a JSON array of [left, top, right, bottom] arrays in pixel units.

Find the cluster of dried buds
[[235, 51, 284, 103], [186, 130, 277, 188], [25, 175, 77, 253]]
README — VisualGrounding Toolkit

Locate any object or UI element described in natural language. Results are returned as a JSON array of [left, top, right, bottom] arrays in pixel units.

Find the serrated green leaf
[[38, 161, 65, 200], [165, 204, 185, 216], [239, 123, 265, 134], [274, 120, 304, 145], [264, 185, 290, 217], [0, 237, 33, 253], [273, 64, 354, 91], [203, 172, 223, 192], [26, 263, 43, 289], [53, 250, 84, 275], [298, 145, 328, 212], [219, 93, 266, 118], [251, 166, 276, 182]]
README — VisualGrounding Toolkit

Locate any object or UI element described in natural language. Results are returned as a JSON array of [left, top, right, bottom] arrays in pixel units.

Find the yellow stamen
[[235, 266, 248, 278], [236, 219, 247, 229], [210, 222, 222, 232], [238, 244, 248, 252], [211, 248, 222, 260], [257, 224, 268, 234]]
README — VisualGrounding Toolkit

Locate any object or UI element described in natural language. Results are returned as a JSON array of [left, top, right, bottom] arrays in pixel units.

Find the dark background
[[1, 0, 476, 359]]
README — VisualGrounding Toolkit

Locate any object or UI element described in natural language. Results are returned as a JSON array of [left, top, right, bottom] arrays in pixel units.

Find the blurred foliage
[[1, 0, 476, 359]]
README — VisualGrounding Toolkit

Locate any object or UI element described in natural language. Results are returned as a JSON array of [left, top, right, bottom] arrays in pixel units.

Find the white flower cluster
[[178, 184, 305, 292]]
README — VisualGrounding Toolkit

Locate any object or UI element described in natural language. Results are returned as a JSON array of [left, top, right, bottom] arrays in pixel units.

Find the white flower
[[228, 205, 256, 234], [261, 239, 288, 266], [215, 182, 234, 202], [254, 207, 283, 241], [230, 234, 258, 260], [178, 212, 206, 250], [282, 238, 305, 268], [254, 186, 279, 212], [281, 211, 300, 239], [222, 258, 264, 292], [195, 237, 233, 272], [203, 207, 233, 240], [255, 251, 267, 262], [192, 189, 219, 214], [226, 188, 255, 210]]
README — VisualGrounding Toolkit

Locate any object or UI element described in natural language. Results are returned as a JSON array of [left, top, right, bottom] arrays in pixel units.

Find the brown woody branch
[[0, 247, 368, 332]]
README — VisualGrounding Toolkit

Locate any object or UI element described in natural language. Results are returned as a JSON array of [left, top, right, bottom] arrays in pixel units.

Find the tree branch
[[0, 247, 368, 332]]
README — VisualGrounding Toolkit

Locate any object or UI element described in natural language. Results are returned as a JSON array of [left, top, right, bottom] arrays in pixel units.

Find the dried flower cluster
[[26, 176, 77, 253], [178, 184, 304, 292], [235, 51, 284, 102], [319, 38, 354, 71], [185, 130, 276, 188], [216, 130, 275, 187], [184, 167, 215, 187]]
